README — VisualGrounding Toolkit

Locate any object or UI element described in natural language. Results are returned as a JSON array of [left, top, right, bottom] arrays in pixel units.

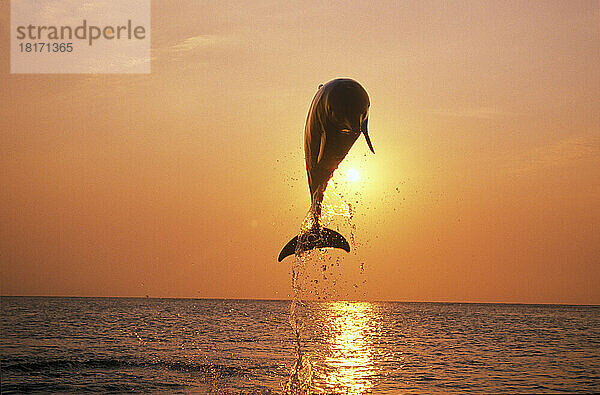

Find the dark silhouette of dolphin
[[278, 78, 374, 262]]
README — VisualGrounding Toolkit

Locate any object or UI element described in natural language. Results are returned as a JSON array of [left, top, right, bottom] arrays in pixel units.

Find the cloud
[[171, 34, 237, 53], [425, 106, 516, 119], [512, 134, 600, 174]]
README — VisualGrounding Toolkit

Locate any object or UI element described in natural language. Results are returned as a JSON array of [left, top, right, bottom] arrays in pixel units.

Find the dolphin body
[[278, 78, 374, 262]]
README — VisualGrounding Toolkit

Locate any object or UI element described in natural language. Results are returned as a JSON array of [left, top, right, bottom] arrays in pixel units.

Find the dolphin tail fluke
[[278, 236, 299, 262], [277, 227, 350, 262]]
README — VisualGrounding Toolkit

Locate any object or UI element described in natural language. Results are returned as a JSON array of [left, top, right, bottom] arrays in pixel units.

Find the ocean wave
[[2, 358, 244, 376]]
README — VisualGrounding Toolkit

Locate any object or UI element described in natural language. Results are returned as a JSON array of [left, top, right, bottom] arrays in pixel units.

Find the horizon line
[[1, 294, 598, 307]]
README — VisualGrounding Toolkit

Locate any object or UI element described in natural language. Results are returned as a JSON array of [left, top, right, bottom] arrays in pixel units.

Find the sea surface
[[1, 296, 599, 393]]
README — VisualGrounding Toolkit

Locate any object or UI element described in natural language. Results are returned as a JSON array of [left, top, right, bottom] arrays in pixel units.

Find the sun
[[346, 168, 360, 182]]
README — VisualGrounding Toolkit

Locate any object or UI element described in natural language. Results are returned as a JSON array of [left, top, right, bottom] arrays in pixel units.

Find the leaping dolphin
[[278, 78, 375, 262]]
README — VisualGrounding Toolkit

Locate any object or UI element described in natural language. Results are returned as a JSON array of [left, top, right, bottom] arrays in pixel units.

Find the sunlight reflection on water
[[315, 301, 379, 394]]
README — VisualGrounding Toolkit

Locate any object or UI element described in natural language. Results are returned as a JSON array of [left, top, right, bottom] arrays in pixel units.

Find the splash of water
[[322, 187, 357, 252], [281, 254, 313, 394], [282, 188, 356, 393]]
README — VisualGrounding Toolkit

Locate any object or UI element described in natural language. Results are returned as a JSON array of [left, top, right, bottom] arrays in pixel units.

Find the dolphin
[[278, 78, 374, 262]]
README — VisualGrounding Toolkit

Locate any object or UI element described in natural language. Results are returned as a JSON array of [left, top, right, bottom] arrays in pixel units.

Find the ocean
[[1, 296, 599, 393]]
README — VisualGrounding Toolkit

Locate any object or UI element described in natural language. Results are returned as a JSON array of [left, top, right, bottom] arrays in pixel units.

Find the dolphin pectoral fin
[[361, 118, 375, 154], [277, 228, 350, 262], [317, 131, 326, 164], [364, 131, 375, 154]]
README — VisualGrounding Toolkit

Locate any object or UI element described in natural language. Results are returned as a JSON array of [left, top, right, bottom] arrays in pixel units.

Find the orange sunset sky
[[1, 1, 599, 304]]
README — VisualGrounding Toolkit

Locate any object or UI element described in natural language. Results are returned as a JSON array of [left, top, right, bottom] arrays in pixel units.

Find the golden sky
[[1, 0, 599, 304]]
